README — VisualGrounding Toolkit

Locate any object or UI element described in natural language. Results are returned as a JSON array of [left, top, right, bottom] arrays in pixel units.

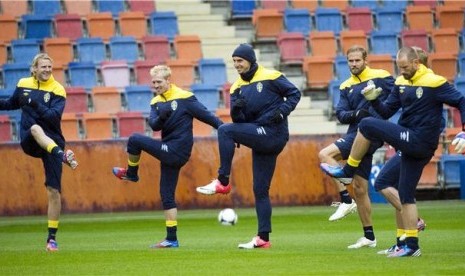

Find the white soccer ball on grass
[[218, 208, 238, 226]]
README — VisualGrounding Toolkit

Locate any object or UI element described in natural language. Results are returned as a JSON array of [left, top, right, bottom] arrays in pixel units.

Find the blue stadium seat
[[283, 8, 312, 36], [11, 39, 41, 64], [439, 154, 465, 188], [454, 76, 465, 94], [375, 6, 405, 33], [314, 8, 343, 35], [351, 0, 380, 10], [76, 37, 107, 64], [2, 63, 30, 89], [457, 53, 465, 77], [32, 0, 62, 16], [149, 11, 179, 42], [230, 0, 256, 19], [328, 79, 342, 115], [124, 85, 153, 112], [197, 58, 228, 87], [370, 30, 399, 57], [109, 36, 139, 63], [21, 14, 53, 39], [95, 0, 126, 17], [334, 55, 350, 81], [190, 83, 220, 112], [68, 62, 98, 90], [382, 0, 408, 10]]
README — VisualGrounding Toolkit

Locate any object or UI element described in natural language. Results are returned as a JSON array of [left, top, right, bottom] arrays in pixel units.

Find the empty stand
[[174, 35, 203, 64], [0, 115, 12, 142], [91, 87, 122, 113], [82, 112, 115, 140], [375, 6, 405, 33], [141, 35, 171, 64], [166, 59, 195, 89], [95, 0, 126, 17], [63, 0, 93, 16], [0, 41, 7, 65], [100, 60, 131, 89], [124, 85, 153, 112], [339, 30, 368, 55], [429, 53, 458, 82], [61, 113, 81, 141], [149, 11, 179, 41], [117, 112, 146, 138], [345, 7, 373, 34], [314, 8, 343, 35], [55, 14, 84, 41], [435, 5, 465, 31], [11, 39, 41, 64], [68, 62, 99, 89], [303, 56, 334, 89], [431, 28, 460, 54], [230, 0, 256, 19], [405, 5, 434, 33], [109, 36, 139, 63], [334, 55, 350, 81], [283, 8, 312, 36], [76, 37, 107, 64], [367, 54, 396, 75], [127, 0, 156, 15], [191, 83, 220, 112], [308, 31, 337, 58], [252, 9, 284, 40], [64, 87, 88, 113], [277, 32, 307, 65], [32, 0, 61, 16], [86, 12, 116, 41], [0, 14, 18, 42], [21, 14, 53, 39], [134, 60, 157, 85], [43, 37, 74, 67], [370, 30, 399, 56], [198, 58, 228, 87], [401, 29, 429, 51], [118, 11, 148, 40], [2, 63, 30, 89]]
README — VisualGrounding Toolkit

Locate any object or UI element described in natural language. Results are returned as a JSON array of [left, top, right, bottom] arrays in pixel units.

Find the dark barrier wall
[[0, 135, 342, 216]]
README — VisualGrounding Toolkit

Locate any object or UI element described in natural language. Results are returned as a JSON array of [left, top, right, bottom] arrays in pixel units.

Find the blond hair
[[412, 46, 428, 66], [150, 65, 171, 79]]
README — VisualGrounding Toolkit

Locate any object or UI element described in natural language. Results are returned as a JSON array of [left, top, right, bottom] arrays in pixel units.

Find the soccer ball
[[218, 208, 238, 226]]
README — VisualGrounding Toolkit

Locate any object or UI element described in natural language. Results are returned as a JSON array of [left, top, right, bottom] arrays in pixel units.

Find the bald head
[[396, 47, 421, 80]]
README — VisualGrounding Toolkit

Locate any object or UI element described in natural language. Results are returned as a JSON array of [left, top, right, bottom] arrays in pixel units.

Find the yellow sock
[[128, 159, 140, 167], [48, 220, 59, 228], [396, 229, 405, 238], [347, 156, 361, 167], [405, 229, 418, 238], [166, 220, 177, 227], [46, 143, 59, 154]]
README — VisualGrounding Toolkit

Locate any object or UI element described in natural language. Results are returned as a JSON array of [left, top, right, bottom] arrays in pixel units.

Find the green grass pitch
[[1, 200, 465, 275]]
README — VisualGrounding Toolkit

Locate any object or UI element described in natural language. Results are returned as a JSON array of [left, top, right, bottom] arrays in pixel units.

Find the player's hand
[[361, 85, 382, 101], [452, 131, 465, 154], [269, 109, 284, 124], [158, 108, 172, 121], [232, 98, 246, 111]]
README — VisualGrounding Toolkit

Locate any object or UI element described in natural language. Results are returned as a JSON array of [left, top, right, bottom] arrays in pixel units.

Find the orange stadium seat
[[429, 53, 458, 82], [0, 14, 18, 43], [43, 37, 74, 67], [82, 112, 115, 140], [52, 64, 66, 85], [339, 30, 368, 55], [91, 87, 122, 113], [64, 87, 89, 113], [253, 9, 284, 41], [443, 0, 465, 9], [174, 35, 203, 64], [261, 0, 288, 12], [118, 11, 148, 40], [215, 108, 232, 124], [0, 41, 7, 65], [86, 12, 116, 41], [412, 0, 438, 9], [367, 54, 396, 76], [290, 0, 318, 13], [309, 31, 337, 58], [61, 113, 81, 141], [436, 5, 465, 31], [405, 5, 434, 33], [55, 14, 83, 41], [303, 56, 334, 89], [63, 0, 93, 16], [321, 0, 349, 12], [431, 28, 460, 54], [166, 59, 195, 89], [0, 0, 28, 18]]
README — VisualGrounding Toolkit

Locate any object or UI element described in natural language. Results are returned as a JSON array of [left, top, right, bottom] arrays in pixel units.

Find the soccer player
[[318, 45, 395, 249], [195, 43, 301, 249], [321, 47, 465, 257], [0, 53, 78, 251], [112, 65, 223, 248]]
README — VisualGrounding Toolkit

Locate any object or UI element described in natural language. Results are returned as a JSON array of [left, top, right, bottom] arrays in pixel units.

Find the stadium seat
[[124, 85, 153, 112], [401, 29, 429, 51], [431, 28, 460, 54], [68, 62, 99, 89], [382, 0, 408, 10], [230, 0, 256, 19], [457, 54, 465, 77], [334, 55, 350, 81], [290, 0, 318, 12], [100, 60, 131, 89], [277, 32, 307, 65], [127, 0, 156, 15], [412, 0, 438, 9], [76, 37, 107, 64], [52, 64, 66, 85], [345, 7, 373, 34], [215, 108, 232, 124], [308, 31, 337, 58], [197, 58, 228, 87], [166, 59, 195, 89], [11, 39, 41, 64], [21, 14, 53, 39], [443, 0, 465, 8], [64, 87, 89, 113], [0, 42, 6, 65], [339, 30, 368, 55], [0, 114, 13, 142], [261, 0, 288, 12], [439, 154, 465, 188], [43, 37, 74, 67], [32, 0, 61, 16], [2, 63, 30, 89], [303, 56, 334, 89], [370, 30, 399, 57], [134, 60, 157, 85], [63, 0, 93, 16], [454, 75, 465, 92], [190, 83, 218, 113], [221, 82, 232, 109], [429, 53, 458, 82], [418, 160, 439, 188], [82, 112, 115, 140], [109, 36, 139, 64], [314, 8, 343, 35], [0, 0, 28, 18], [321, 0, 349, 12], [435, 5, 465, 31], [174, 35, 203, 64], [328, 79, 342, 115], [61, 113, 81, 141], [141, 35, 171, 64], [0, 14, 18, 42], [149, 11, 179, 42], [95, 0, 126, 17], [86, 12, 116, 41], [193, 118, 214, 137], [116, 111, 146, 138], [351, 0, 379, 10], [252, 9, 284, 41], [405, 5, 434, 33], [91, 87, 122, 113], [367, 54, 396, 75], [118, 11, 148, 40], [54, 14, 84, 41], [447, 106, 462, 128], [374, 6, 405, 33], [283, 8, 312, 36]]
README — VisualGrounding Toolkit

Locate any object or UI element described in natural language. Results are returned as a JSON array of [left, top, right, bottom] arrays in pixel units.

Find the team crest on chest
[[415, 87, 423, 99], [256, 82, 263, 93], [171, 100, 178, 110], [44, 92, 50, 103]]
